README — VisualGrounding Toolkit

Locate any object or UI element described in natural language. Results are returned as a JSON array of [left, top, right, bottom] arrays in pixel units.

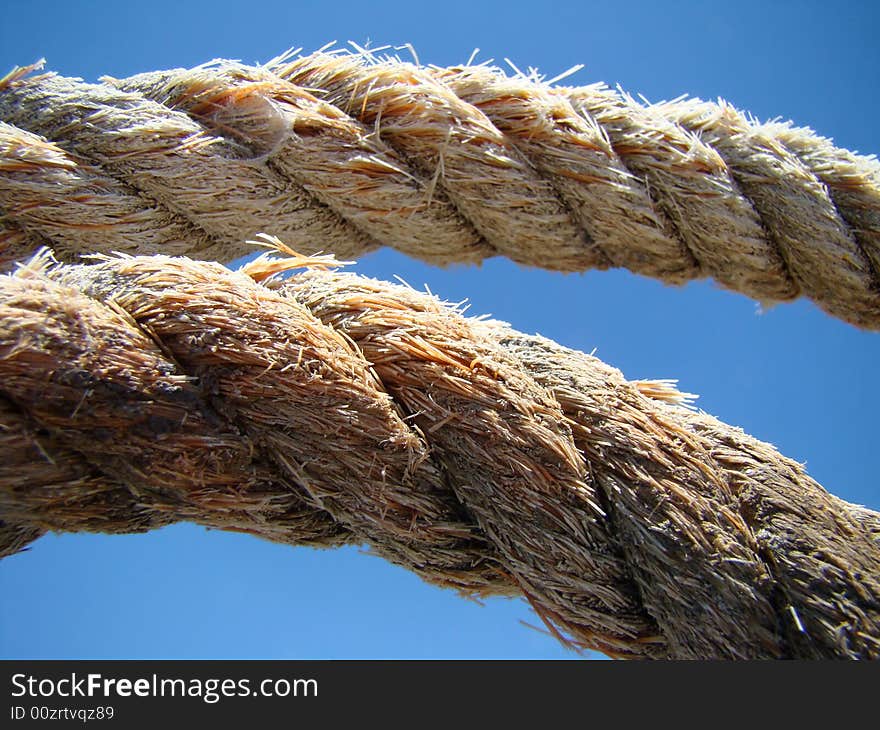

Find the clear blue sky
[[1, 0, 878, 659]]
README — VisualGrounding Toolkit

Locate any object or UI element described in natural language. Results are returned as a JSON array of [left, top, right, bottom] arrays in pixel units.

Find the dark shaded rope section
[[1, 250, 877, 659]]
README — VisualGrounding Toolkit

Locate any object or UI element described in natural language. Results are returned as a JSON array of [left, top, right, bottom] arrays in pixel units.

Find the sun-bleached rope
[[1, 244, 878, 660], [1, 50, 879, 327]]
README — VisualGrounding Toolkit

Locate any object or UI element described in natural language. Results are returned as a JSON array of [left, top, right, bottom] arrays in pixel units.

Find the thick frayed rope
[[1, 49, 879, 328], [1, 245, 878, 660]]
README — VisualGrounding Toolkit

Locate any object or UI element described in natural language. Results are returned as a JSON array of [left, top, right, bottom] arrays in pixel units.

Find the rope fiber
[[1, 245, 878, 659], [1, 50, 879, 328], [1, 49, 879, 660]]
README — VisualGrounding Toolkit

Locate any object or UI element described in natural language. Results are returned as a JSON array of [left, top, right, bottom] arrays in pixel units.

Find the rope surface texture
[[1, 49, 879, 660], [1, 247, 878, 660], [1, 49, 880, 329]]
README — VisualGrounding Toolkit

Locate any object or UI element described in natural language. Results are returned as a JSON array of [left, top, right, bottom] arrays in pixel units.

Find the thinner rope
[[1, 246, 878, 660], [1, 49, 879, 328]]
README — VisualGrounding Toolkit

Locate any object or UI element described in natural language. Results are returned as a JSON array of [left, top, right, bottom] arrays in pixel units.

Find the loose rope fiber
[[1, 49, 880, 328], [1, 243, 878, 660]]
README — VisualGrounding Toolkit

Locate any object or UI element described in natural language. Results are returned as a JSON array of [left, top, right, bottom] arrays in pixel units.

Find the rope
[[2, 244, 878, 659], [1, 50, 879, 328]]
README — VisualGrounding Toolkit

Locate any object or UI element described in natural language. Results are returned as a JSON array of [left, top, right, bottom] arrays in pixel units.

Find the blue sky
[[1, 0, 878, 659]]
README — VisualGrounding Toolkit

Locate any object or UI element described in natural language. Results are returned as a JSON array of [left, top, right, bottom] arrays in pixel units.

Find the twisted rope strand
[[764, 120, 880, 276], [0, 219, 43, 269], [273, 53, 603, 269], [2, 52, 880, 327], [435, 66, 700, 282], [657, 98, 878, 324], [0, 121, 217, 259], [0, 66, 375, 261], [112, 63, 492, 265], [1, 249, 877, 659], [566, 83, 796, 298]]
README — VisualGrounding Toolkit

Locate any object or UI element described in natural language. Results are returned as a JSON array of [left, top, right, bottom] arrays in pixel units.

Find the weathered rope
[[1, 50, 879, 328], [2, 245, 878, 659]]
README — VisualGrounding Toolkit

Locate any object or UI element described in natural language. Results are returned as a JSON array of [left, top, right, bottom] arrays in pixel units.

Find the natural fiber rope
[[1, 50, 879, 328], [1, 244, 878, 659], [1, 48, 878, 660]]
